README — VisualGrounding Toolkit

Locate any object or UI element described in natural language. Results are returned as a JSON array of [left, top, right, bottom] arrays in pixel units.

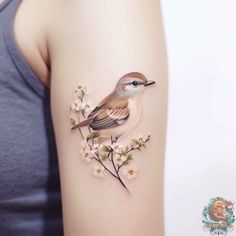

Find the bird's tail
[[71, 119, 92, 130]]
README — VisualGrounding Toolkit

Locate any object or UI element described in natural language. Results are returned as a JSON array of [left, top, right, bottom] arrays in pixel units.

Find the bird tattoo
[[71, 72, 156, 141]]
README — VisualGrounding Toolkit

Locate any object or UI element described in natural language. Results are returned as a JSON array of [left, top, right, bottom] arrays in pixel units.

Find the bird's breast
[[114, 97, 142, 138], [127, 97, 142, 127]]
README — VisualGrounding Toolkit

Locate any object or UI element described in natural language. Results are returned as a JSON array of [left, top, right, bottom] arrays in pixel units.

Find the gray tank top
[[0, 0, 63, 235]]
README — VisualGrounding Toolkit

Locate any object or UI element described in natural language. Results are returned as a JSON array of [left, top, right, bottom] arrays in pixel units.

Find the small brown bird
[[71, 72, 156, 141]]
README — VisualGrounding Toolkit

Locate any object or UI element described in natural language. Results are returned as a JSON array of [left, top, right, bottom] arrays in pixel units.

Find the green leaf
[[86, 132, 100, 141], [122, 161, 129, 166], [102, 146, 111, 152], [101, 155, 109, 161], [127, 154, 133, 160], [122, 154, 133, 166], [132, 139, 140, 145]]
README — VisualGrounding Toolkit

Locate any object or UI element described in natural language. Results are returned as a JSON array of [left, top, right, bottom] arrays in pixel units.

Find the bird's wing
[[72, 93, 118, 130], [90, 100, 130, 130], [87, 93, 114, 119]]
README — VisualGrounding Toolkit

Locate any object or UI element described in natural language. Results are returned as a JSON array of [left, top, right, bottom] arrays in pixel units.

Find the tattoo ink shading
[[70, 72, 155, 192]]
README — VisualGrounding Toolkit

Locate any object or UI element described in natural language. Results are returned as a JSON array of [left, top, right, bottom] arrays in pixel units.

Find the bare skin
[[14, 0, 168, 235]]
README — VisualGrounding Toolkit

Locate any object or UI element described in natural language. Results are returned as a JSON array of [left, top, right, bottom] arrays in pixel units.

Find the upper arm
[[49, 1, 167, 235]]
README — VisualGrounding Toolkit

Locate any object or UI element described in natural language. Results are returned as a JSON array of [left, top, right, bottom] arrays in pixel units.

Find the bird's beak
[[144, 80, 156, 87]]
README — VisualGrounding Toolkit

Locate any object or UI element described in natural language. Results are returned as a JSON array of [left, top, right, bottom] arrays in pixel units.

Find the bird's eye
[[131, 81, 139, 86]]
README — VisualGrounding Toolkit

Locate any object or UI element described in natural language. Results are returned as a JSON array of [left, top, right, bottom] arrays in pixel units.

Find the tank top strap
[[0, 0, 12, 11], [1, 0, 48, 98]]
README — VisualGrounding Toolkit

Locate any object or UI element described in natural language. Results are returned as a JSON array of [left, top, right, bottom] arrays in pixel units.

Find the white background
[[161, 0, 236, 235]]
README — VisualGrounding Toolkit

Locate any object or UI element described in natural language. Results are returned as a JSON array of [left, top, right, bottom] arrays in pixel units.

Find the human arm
[[49, 0, 167, 235]]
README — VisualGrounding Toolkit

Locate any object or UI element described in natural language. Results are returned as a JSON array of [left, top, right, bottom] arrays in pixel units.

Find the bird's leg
[[110, 136, 114, 144], [110, 135, 118, 144]]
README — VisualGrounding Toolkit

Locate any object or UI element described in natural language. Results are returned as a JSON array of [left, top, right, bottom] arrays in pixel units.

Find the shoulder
[[14, 0, 68, 87]]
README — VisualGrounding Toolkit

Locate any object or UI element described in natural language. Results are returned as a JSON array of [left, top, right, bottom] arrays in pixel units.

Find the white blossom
[[110, 143, 125, 155], [122, 166, 138, 180], [137, 135, 145, 145], [111, 142, 122, 150], [131, 134, 151, 147], [93, 165, 105, 178], [74, 86, 88, 98], [91, 143, 105, 154], [114, 154, 128, 165], [70, 99, 82, 112], [91, 143, 100, 151], [81, 102, 93, 115], [70, 99, 92, 115], [80, 141, 95, 162]]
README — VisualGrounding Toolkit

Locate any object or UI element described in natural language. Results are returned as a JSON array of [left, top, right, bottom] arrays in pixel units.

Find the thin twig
[[110, 149, 129, 192], [76, 111, 85, 140], [72, 94, 131, 192], [110, 151, 118, 174], [94, 153, 117, 178], [81, 109, 94, 145], [78, 128, 85, 140]]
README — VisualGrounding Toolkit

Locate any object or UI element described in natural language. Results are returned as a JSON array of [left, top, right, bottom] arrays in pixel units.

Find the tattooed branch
[[70, 72, 155, 192]]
